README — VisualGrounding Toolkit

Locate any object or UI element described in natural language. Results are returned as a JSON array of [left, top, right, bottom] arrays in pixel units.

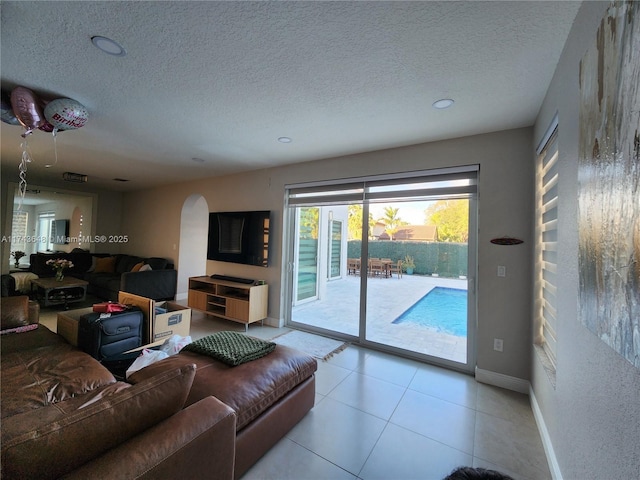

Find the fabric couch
[[29, 251, 177, 301], [0, 297, 318, 479]]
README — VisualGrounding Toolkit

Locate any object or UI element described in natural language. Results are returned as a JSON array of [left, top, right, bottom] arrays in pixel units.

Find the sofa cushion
[[131, 261, 144, 272], [67, 251, 93, 274], [129, 344, 317, 430], [1, 342, 117, 419], [94, 256, 116, 273], [1, 363, 196, 480], [0, 324, 65, 355], [146, 257, 168, 270], [29, 252, 93, 277]]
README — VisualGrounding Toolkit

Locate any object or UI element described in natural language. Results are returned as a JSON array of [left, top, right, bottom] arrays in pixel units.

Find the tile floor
[[190, 314, 549, 480], [40, 306, 551, 480], [240, 342, 551, 480]]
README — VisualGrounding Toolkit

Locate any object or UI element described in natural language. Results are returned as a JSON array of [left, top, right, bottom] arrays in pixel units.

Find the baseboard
[[529, 387, 563, 480], [262, 316, 281, 328], [474, 367, 529, 394]]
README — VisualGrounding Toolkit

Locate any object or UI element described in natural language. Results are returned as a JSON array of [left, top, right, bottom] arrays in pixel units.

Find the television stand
[[188, 276, 268, 331]]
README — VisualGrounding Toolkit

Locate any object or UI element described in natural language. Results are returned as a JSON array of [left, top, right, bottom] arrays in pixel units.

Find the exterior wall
[[532, 2, 640, 478], [121, 127, 534, 381]]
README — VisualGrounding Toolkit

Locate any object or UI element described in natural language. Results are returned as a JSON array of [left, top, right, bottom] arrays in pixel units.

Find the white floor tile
[[409, 363, 478, 408], [325, 345, 369, 371], [314, 361, 352, 395], [359, 423, 472, 480], [476, 383, 536, 428], [242, 437, 356, 480], [390, 389, 476, 454], [287, 397, 387, 475], [355, 350, 420, 387], [327, 372, 406, 420], [474, 411, 551, 479]]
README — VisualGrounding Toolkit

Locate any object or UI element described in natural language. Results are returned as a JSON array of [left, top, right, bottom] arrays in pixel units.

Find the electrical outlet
[[497, 266, 506, 277], [493, 338, 504, 352]]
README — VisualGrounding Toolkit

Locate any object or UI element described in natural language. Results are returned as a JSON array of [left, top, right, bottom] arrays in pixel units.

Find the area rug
[[271, 330, 348, 361]]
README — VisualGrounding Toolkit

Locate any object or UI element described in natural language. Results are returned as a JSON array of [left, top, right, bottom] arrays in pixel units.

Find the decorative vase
[[14, 261, 20, 268], [55, 270, 64, 281]]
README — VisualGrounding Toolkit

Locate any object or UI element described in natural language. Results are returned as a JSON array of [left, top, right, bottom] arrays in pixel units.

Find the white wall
[[532, 2, 640, 478], [121, 127, 534, 381]]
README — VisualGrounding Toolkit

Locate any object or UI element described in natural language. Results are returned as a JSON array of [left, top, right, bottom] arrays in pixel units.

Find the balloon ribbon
[[17, 138, 33, 211]]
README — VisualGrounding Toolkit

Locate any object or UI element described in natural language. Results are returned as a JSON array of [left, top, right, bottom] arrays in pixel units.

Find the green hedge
[[347, 241, 467, 277]]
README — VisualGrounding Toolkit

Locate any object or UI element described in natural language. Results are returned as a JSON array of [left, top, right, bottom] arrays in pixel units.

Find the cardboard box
[[118, 292, 190, 345], [57, 307, 93, 346], [153, 301, 191, 342]]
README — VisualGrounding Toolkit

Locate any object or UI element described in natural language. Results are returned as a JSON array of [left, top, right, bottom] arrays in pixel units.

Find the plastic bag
[[125, 348, 169, 379], [159, 334, 192, 355]]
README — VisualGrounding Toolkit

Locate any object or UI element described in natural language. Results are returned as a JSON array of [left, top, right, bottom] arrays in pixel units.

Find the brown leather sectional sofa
[[0, 296, 317, 479]]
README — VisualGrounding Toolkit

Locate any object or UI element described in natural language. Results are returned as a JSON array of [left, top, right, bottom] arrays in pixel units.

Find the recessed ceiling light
[[432, 98, 455, 109], [278, 137, 292, 143], [91, 36, 126, 56]]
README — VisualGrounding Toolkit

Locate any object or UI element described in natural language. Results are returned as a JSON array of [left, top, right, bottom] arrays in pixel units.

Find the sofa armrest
[[62, 396, 237, 480], [120, 269, 177, 301], [28, 300, 40, 325]]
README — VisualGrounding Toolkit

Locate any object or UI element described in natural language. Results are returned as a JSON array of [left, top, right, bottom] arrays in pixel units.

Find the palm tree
[[380, 206, 406, 240]]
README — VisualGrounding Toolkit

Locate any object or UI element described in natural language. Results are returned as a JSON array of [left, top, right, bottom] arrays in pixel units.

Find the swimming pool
[[392, 287, 467, 337]]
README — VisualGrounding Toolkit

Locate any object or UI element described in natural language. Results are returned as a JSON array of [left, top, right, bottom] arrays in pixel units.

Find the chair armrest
[[62, 396, 237, 480]]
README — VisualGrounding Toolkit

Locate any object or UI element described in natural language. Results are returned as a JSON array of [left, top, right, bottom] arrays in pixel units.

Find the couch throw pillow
[[0, 363, 196, 480], [130, 262, 144, 272], [181, 331, 276, 366], [93, 256, 116, 273], [139, 263, 152, 271]]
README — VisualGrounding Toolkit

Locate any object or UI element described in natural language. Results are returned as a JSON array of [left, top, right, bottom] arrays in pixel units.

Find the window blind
[[286, 166, 478, 207], [535, 126, 559, 366]]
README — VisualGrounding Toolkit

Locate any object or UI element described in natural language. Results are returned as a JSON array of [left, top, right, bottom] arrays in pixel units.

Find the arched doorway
[[176, 194, 209, 300]]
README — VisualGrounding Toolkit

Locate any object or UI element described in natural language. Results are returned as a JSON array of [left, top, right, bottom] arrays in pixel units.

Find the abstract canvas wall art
[[578, 0, 639, 368]]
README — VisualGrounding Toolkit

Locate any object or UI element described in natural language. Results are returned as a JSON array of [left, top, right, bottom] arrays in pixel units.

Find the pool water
[[392, 287, 467, 337]]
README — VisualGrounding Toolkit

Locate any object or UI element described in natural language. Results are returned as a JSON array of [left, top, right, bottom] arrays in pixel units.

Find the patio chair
[[348, 258, 361, 276], [369, 258, 386, 277], [388, 260, 403, 278]]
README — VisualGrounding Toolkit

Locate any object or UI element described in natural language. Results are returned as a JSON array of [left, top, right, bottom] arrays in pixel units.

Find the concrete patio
[[292, 273, 468, 364]]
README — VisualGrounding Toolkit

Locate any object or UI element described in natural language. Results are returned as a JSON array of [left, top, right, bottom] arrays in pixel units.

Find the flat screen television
[[51, 219, 69, 244], [207, 211, 270, 267]]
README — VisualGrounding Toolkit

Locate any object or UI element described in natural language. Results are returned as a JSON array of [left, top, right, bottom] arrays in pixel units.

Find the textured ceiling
[[1, 1, 582, 191]]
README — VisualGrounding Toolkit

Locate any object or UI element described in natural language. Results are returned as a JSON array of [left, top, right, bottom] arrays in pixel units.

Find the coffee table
[[31, 276, 89, 309]]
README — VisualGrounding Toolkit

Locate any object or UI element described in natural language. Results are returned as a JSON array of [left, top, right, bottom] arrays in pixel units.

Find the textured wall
[[533, 2, 640, 478]]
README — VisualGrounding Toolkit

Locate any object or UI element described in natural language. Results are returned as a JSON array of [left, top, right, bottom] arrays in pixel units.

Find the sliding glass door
[[284, 167, 478, 371], [364, 198, 473, 365], [290, 203, 361, 336]]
